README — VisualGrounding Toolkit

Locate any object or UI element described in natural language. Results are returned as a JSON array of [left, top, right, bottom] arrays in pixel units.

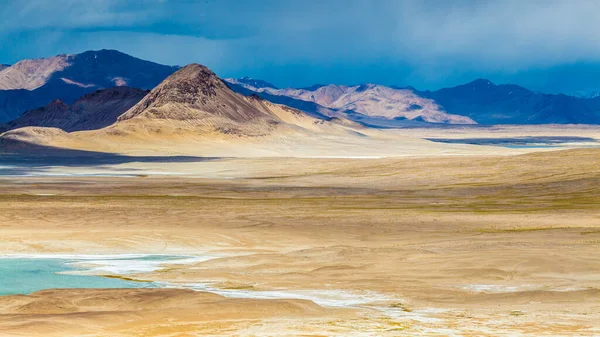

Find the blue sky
[[2, 0, 600, 94]]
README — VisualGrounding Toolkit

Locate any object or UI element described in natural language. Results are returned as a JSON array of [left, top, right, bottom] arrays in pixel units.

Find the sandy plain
[[1, 133, 599, 336]]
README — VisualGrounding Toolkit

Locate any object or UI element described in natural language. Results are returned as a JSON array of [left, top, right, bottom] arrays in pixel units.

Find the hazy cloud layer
[[2, 0, 600, 93]]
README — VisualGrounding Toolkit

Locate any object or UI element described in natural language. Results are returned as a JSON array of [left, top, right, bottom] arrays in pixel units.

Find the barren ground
[[0, 147, 599, 336]]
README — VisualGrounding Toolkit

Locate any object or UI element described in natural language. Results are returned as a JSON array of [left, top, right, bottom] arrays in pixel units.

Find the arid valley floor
[[1, 130, 599, 336]]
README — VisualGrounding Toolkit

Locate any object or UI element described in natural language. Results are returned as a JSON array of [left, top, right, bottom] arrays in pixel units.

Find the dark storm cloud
[[2, 0, 600, 92]]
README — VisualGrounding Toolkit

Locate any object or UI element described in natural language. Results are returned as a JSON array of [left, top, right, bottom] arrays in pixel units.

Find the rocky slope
[[0, 55, 72, 90], [229, 78, 600, 125], [5, 49, 600, 126], [115, 64, 342, 138], [1, 63, 384, 156], [225, 80, 476, 125], [224, 81, 335, 120], [1, 87, 148, 132], [0, 50, 178, 122]]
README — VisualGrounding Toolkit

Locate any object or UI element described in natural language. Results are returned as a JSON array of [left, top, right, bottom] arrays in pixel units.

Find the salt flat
[[0, 145, 598, 336]]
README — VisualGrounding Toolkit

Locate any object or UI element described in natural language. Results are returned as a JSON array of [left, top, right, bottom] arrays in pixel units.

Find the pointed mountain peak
[[157, 63, 227, 97], [168, 63, 219, 79], [117, 63, 275, 126], [111, 62, 334, 138]]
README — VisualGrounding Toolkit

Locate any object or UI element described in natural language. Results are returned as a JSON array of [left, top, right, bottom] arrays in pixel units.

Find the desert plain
[[0, 125, 599, 336]]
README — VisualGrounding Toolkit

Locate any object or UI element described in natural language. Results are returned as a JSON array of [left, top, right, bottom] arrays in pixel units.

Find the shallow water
[[0, 254, 225, 296], [426, 136, 599, 148], [1, 255, 454, 334], [0, 258, 154, 296], [0, 255, 394, 308]]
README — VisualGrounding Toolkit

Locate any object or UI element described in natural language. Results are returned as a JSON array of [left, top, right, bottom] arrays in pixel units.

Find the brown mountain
[[0, 63, 481, 158], [0, 62, 343, 146], [115, 64, 333, 137], [0, 64, 371, 155], [1, 87, 148, 132]]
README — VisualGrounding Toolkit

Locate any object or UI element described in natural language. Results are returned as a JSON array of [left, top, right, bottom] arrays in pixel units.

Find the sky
[[2, 0, 600, 94]]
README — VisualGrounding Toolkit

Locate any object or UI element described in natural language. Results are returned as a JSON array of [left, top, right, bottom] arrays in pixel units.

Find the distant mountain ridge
[[0, 54, 72, 90], [225, 80, 476, 126], [0, 50, 178, 122], [228, 77, 600, 125], [0, 63, 365, 154], [224, 81, 336, 121], [3, 49, 600, 126], [115, 64, 345, 138], [417, 79, 600, 124]]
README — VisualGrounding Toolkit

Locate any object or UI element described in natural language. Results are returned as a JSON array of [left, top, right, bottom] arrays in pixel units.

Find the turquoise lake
[[425, 136, 599, 148], [0, 258, 156, 296]]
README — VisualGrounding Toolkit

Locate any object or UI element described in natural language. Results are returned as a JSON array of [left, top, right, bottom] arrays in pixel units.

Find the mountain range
[[229, 78, 600, 126], [0, 50, 178, 122], [413, 79, 600, 124], [2, 50, 600, 129], [225, 79, 476, 126], [114, 63, 337, 137], [0, 63, 376, 157], [1, 87, 148, 133]]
